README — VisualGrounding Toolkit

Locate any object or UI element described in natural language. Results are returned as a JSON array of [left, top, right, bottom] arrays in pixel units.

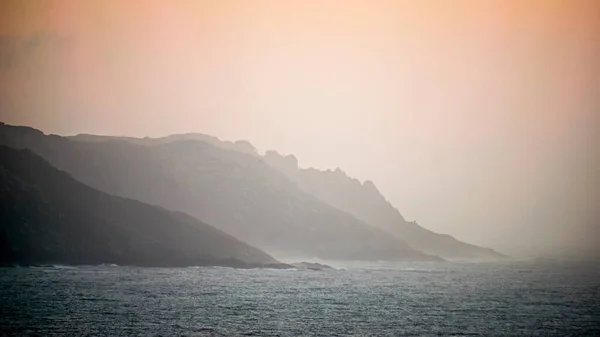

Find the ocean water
[[1, 261, 599, 336]]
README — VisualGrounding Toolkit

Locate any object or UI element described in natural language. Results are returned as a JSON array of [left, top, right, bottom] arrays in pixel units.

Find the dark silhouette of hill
[[0, 145, 283, 267], [0, 123, 440, 262], [263, 151, 505, 260]]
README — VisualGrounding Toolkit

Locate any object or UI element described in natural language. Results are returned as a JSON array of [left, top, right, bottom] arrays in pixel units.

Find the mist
[[3, 1, 600, 336], [1, 0, 599, 259]]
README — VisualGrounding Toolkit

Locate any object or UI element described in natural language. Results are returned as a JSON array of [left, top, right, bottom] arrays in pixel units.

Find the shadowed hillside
[[0, 145, 282, 267]]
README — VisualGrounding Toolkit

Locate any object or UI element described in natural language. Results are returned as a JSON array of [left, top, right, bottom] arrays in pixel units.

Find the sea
[[1, 261, 599, 336]]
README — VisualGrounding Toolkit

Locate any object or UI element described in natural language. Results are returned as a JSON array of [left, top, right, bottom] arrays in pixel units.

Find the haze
[[1, 0, 599, 258]]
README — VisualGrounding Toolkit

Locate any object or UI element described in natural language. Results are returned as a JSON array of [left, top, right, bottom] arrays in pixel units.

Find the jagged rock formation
[[262, 150, 505, 260], [0, 145, 281, 268]]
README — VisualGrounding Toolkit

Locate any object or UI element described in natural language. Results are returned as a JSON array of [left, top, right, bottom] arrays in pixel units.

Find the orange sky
[[1, 0, 599, 256]]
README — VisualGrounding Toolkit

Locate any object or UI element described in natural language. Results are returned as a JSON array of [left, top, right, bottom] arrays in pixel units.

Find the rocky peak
[[263, 150, 298, 172], [233, 140, 258, 156]]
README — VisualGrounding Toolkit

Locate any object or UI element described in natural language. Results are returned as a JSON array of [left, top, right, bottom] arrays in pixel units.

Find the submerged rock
[[291, 262, 335, 271]]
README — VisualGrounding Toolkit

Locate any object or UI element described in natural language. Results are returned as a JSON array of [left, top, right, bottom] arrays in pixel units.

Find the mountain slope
[[0, 123, 439, 262], [69, 127, 503, 259], [263, 151, 505, 260], [0, 145, 280, 267]]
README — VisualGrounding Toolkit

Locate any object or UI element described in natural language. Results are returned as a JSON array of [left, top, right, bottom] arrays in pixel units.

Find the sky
[[1, 0, 599, 257]]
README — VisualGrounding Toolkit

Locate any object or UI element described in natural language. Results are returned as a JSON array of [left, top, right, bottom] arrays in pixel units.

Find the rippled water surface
[[1, 262, 599, 336]]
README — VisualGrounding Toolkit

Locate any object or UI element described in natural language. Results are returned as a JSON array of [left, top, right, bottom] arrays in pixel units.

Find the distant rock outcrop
[[262, 151, 505, 260], [291, 262, 335, 271], [233, 140, 258, 156], [264, 150, 298, 172]]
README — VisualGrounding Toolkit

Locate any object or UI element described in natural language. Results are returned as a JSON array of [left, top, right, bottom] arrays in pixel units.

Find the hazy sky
[[1, 0, 599, 257]]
